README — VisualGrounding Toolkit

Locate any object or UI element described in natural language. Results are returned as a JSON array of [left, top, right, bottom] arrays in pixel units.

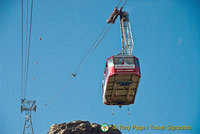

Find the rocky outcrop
[[47, 120, 122, 134]]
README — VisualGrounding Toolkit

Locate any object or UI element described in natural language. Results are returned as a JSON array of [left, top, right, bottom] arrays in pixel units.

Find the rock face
[[48, 120, 122, 134]]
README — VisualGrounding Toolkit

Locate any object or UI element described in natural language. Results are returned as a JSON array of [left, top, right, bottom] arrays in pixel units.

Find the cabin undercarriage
[[103, 74, 140, 105]]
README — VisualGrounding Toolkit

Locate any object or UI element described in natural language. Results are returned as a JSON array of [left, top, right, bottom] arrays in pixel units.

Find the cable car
[[102, 7, 141, 107], [102, 55, 141, 106]]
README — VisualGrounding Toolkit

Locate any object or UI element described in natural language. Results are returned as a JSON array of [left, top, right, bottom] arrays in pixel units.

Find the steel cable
[[45, 24, 112, 106], [80, 24, 112, 71], [45, 75, 73, 106], [122, 0, 128, 8], [73, 0, 128, 75], [45, 0, 128, 106], [24, 0, 29, 98], [24, 0, 34, 97], [20, 1, 24, 134], [117, 0, 122, 7], [20, 0, 23, 134], [73, 24, 108, 74]]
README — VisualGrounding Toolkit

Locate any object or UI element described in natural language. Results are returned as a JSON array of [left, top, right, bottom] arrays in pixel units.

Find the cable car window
[[114, 57, 134, 65], [114, 57, 124, 64], [134, 58, 140, 68], [124, 57, 134, 64], [107, 58, 113, 68]]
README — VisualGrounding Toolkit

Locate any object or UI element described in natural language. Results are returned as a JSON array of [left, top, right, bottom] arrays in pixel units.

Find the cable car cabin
[[102, 55, 141, 106]]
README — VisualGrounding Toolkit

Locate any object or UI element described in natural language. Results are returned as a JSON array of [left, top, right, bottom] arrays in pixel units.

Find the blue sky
[[0, 0, 200, 134]]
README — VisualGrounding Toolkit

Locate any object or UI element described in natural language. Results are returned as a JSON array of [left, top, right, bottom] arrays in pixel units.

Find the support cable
[[122, 0, 128, 7], [45, 0, 128, 105], [90, 24, 112, 55], [73, 24, 108, 75], [116, 0, 122, 7], [79, 24, 112, 72], [24, 0, 34, 98], [45, 24, 112, 106], [20, 1, 23, 134], [24, 0, 29, 98], [20, 0, 36, 134], [72, 0, 128, 76], [21, 0, 24, 99], [45, 75, 73, 106]]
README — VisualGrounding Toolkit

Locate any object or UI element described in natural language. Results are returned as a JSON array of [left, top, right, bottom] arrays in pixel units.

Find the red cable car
[[102, 55, 141, 106], [102, 8, 141, 107]]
